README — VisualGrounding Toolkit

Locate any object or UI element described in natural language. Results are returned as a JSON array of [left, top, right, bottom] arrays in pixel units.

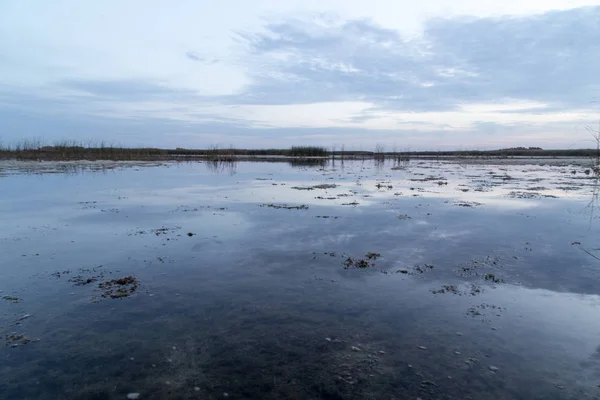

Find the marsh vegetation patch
[[2, 295, 22, 303], [507, 191, 559, 199], [343, 253, 381, 269], [98, 276, 139, 299], [5, 333, 38, 347], [291, 184, 338, 191], [260, 203, 309, 210]]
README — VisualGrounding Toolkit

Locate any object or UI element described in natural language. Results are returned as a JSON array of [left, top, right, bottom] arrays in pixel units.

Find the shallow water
[[1, 159, 600, 400]]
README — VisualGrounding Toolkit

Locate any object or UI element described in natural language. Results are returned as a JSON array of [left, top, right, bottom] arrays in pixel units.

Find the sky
[[1, 0, 599, 150]]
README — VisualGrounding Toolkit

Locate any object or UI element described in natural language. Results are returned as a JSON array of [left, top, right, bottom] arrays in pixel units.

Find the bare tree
[[587, 119, 600, 175], [374, 144, 385, 159]]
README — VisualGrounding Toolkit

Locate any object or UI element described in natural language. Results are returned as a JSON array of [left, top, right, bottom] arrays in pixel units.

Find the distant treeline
[[390, 148, 598, 157], [0, 140, 598, 161]]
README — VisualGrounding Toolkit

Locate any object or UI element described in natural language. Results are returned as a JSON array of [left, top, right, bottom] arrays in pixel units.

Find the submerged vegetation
[[98, 276, 139, 299], [5, 333, 37, 347], [483, 273, 504, 283], [291, 183, 338, 191], [2, 295, 22, 303], [260, 203, 309, 210], [343, 252, 381, 269]]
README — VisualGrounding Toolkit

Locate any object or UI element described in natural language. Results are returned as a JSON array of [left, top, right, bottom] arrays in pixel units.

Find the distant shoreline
[[1, 143, 599, 162]]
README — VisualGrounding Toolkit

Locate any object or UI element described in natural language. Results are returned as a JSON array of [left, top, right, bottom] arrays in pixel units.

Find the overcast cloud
[[0, 1, 599, 149]]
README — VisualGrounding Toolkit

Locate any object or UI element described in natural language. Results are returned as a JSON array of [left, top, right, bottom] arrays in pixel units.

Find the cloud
[[59, 79, 199, 102], [0, 91, 585, 150], [185, 51, 203, 62], [424, 6, 600, 109], [233, 6, 600, 113], [185, 51, 219, 64], [1, 4, 599, 149], [232, 18, 435, 108]]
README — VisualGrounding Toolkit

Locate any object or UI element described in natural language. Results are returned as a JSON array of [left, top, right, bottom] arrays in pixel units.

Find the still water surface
[[1, 159, 600, 399]]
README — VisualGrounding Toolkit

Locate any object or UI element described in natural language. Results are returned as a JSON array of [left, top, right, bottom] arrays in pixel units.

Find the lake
[[1, 158, 600, 400]]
